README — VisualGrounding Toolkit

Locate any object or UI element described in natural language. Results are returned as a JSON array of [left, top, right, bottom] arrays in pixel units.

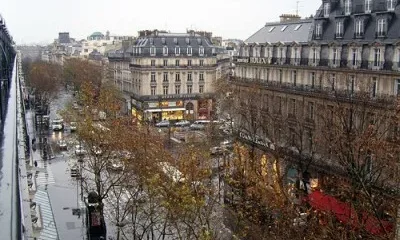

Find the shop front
[[143, 100, 186, 122]]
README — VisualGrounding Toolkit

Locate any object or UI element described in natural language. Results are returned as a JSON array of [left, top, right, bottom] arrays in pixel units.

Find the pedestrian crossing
[[34, 190, 58, 240], [35, 160, 56, 187]]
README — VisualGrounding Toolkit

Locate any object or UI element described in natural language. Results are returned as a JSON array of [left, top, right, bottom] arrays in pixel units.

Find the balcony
[[231, 77, 397, 107]]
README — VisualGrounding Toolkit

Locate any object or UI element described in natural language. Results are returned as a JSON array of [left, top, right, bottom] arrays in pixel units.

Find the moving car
[[75, 145, 86, 156], [52, 118, 64, 131], [58, 140, 68, 150], [70, 122, 77, 132], [220, 140, 233, 150], [155, 120, 170, 128]]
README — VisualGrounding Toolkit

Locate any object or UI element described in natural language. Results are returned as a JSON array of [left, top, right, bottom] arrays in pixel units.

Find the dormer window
[[344, 0, 352, 15], [149, 38, 154, 45], [197, 38, 202, 45], [355, 19, 364, 37], [335, 21, 344, 38], [324, 3, 330, 17], [163, 46, 168, 56], [387, 0, 396, 11], [174, 38, 178, 44], [162, 38, 166, 45], [186, 38, 190, 44], [175, 47, 180, 56], [365, 0, 372, 13], [199, 46, 205, 56], [315, 23, 323, 38], [150, 46, 156, 56], [187, 46, 192, 56], [377, 18, 387, 37]]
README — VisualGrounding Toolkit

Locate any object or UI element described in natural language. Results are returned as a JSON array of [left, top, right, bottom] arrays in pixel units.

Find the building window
[[396, 79, 400, 95], [200, 60, 204, 66], [199, 85, 204, 93], [150, 46, 156, 56], [336, 21, 344, 38], [279, 69, 283, 84], [163, 59, 168, 66], [163, 72, 168, 82], [175, 60, 180, 67], [331, 74, 336, 91], [307, 130, 313, 152], [290, 99, 296, 116], [199, 72, 204, 81], [174, 38, 178, 44], [387, 0, 395, 11], [188, 60, 192, 66], [162, 38, 166, 45], [187, 46, 192, 56], [352, 48, 358, 66], [292, 70, 297, 86], [308, 102, 314, 120], [332, 48, 339, 66], [187, 72, 192, 81], [163, 86, 168, 95], [175, 47, 180, 55], [311, 72, 316, 88], [175, 85, 181, 94], [365, 0, 372, 13], [372, 78, 378, 97], [315, 23, 322, 38], [377, 18, 387, 37], [187, 85, 193, 94], [345, 0, 352, 15], [312, 48, 318, 64], [349, 75, 355, 93], [163, 46, 168, 56], [374, 48, 381, 67], [199, 46, 205, 56], [151, 86, 156, 95], [175, 73, 180, 82], [186, 38, 190, 44], [355, 19, 364, 37], [151, 60, 156, 66], [151, 72, 156, 82], [324, 3, 330, 17]]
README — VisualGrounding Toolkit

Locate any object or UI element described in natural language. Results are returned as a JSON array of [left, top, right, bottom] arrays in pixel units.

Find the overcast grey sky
[[2, 0, 321, 44]]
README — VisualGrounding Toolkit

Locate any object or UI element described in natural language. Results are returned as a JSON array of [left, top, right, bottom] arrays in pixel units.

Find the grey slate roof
[[313, 0, 400, 43], [126, 33, 217, 57], [245, 19, 313, 44]]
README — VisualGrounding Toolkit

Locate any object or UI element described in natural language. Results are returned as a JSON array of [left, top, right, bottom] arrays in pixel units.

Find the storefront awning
[[307, 190, 393, 236], [145, 108, 186, 113]]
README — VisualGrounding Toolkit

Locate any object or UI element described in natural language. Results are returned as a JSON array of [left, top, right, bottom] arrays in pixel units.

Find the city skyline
[[3, 0, 321, 44]]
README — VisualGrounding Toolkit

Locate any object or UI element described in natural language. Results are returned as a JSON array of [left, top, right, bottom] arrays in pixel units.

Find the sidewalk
[[26, 110, 59, 240]]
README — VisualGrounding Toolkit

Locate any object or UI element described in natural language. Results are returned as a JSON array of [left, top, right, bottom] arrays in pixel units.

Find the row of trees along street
[[214, 73, 400, 239], [25, 58, 226, 240]]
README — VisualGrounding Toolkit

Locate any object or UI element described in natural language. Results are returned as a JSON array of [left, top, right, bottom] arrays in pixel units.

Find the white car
[[52, 119, 64, 131], [174, 120, 191, 127], [109, 160, 124, 171], [58, 140, 68, 150], [155, 120, 170, 128], [70, 122, 77, 132], [75, 145, 86, 156]]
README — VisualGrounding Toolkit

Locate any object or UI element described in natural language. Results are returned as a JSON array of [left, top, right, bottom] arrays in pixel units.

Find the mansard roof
[[245, 19, 313, 44]]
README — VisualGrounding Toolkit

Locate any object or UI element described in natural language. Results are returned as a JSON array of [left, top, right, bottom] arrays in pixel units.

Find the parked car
[[210, 146, 224, 156], [58, 140, 68, 150], [174, 120, 191, 127], [155, 120, 170, 128], [70, 122, 77, 132], [220, 140, 233, 150], [109, 160, 124, 171], [75, 145, 86, 156]]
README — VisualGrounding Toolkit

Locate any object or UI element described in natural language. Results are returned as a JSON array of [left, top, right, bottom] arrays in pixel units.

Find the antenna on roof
[[296, 0, 303, 16]]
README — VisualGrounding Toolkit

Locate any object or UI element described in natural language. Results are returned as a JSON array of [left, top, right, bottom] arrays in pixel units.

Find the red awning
[[307, 190, 393, 236]]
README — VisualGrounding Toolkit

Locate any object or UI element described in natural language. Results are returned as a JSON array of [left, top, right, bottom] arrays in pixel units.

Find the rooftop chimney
[[279, 14, 301, 23]]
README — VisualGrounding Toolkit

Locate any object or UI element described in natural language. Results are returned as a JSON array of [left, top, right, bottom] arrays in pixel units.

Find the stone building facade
[[108, 30, 223, 122]]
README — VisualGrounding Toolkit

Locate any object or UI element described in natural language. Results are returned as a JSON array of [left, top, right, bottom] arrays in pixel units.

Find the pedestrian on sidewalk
[[34, 161, 38, 168]]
